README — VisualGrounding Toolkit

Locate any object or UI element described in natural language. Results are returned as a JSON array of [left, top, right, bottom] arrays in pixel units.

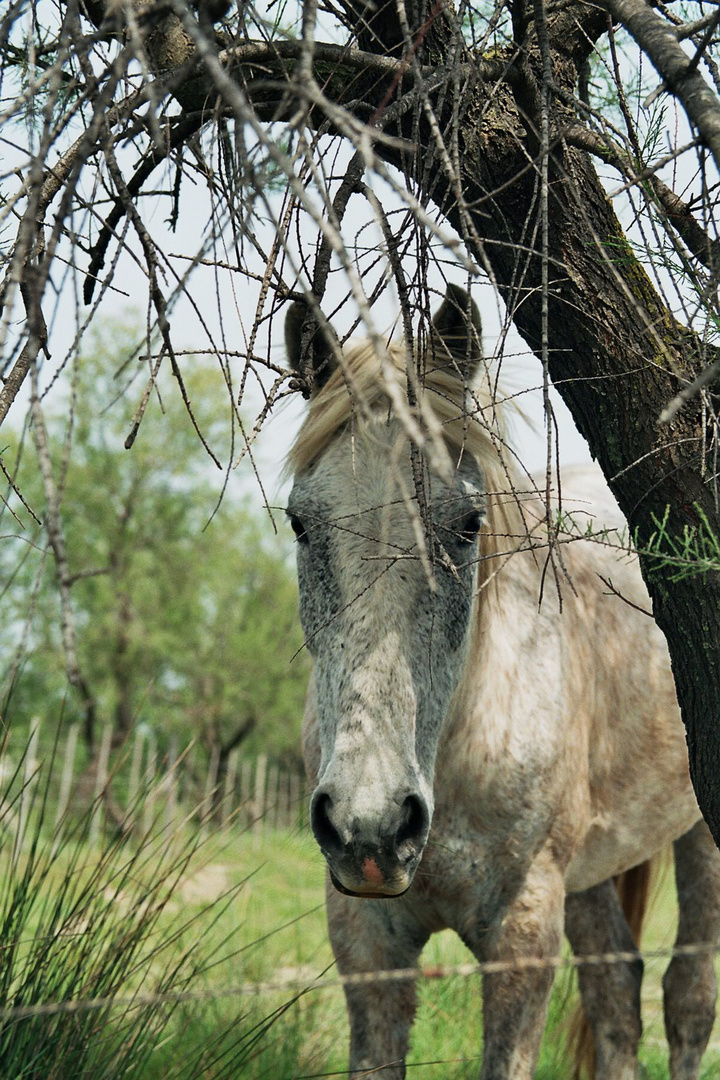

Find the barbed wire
[[1, 940, 718, 1023]]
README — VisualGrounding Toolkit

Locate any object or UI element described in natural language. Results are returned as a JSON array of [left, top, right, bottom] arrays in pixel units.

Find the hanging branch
[[84, 110, 207, 304], [102, 144, 222, 466], [0, 455, 42, 526], [0, 248, 51, 424]]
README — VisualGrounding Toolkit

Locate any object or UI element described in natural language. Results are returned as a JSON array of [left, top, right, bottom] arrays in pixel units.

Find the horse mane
[[287, 336, 534, 581]]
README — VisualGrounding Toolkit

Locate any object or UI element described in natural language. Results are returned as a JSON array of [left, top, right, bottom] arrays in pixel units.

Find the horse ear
[[285, 300, 339, 398], [430, 284, 482, 380]]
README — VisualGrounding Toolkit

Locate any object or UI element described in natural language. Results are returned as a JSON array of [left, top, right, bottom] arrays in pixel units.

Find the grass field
[[130, 825, 720, 1079], [3, 814, 720, 1078]]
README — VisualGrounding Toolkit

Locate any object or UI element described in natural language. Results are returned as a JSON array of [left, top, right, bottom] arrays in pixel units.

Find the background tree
[[4, 0, 720, 838], [1, 319, 309, 773]]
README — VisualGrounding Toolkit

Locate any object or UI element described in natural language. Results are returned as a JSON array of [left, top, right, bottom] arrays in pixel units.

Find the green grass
[[157, 829, 720, 1079], [2, 803, 720, 1079]]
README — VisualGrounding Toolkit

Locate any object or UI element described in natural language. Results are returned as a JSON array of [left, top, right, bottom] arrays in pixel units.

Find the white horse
[[284, 285, 720, 1079]]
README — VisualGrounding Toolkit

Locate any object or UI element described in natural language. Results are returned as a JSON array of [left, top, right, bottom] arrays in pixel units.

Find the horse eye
[[289, 515, 308, 543], [459, 511, 482, 543]]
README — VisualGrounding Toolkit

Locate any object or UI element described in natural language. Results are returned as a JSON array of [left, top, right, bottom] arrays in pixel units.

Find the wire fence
[[0, 941, 719, 1022]]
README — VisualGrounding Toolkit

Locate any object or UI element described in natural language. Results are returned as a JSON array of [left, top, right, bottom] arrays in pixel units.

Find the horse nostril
[[395, 794, 429, 854], [311, 792, 344, 855]]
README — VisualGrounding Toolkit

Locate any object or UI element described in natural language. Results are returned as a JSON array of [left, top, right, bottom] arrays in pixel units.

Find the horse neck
[[444, 504, 539, 749]]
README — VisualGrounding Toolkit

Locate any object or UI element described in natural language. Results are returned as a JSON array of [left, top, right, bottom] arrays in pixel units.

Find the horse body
[[286, 286, 720, 1079], [445, 537, 699, 896]]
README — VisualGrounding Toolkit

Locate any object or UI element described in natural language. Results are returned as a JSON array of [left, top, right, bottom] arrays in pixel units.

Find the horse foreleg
[[326, 877, 429, 1080], [663, 819, 720, 1080], [469, 849, 565, 1080], [564, 878, 643, 1080]]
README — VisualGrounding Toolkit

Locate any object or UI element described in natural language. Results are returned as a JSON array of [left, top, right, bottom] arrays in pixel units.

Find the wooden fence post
[[201, 746, 220, 839], [222, 748, 239, 828], [90, 720, 112, 847], [253, 754, 267, 839], [289, 770, 301, 831], [13, 715, 41, 868], [278, 769, 290, 830], [240, 758, 252, 829], [164, 739, 179, 835], [127, 726, 145, 824], [54, 722, 80, 833], [237, 760, 249, 825], [267, 763, 279, 830], [143, 731, 157, 836]]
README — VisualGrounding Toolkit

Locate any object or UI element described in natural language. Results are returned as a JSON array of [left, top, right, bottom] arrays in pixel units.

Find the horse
[[283, 284, 720, 1079]]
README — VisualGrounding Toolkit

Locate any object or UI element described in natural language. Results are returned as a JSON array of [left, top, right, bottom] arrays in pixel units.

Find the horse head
[[285, 286, 491, 897]]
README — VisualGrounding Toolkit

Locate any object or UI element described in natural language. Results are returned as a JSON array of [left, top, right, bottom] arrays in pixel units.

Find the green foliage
[[556, 500, 720, 584], [0, 318, 308, 767], [581, 26, 659, 129], [3, 10, 85, 137], [640, 504, 720, 582]]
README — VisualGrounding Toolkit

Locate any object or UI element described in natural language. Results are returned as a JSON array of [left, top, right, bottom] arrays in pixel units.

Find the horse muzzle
[[310, 787, 430, 898]]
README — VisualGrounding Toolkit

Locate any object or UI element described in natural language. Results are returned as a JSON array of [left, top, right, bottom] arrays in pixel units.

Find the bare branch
[[0, 455, 42, 526], [603, 0, 720, 173]]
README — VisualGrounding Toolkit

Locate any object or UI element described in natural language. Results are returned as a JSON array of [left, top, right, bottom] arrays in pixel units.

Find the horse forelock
[[286, 336, 524, 588]]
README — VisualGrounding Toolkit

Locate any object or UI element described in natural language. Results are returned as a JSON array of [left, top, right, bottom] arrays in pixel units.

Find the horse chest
[[404, 790, 555, 934]]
